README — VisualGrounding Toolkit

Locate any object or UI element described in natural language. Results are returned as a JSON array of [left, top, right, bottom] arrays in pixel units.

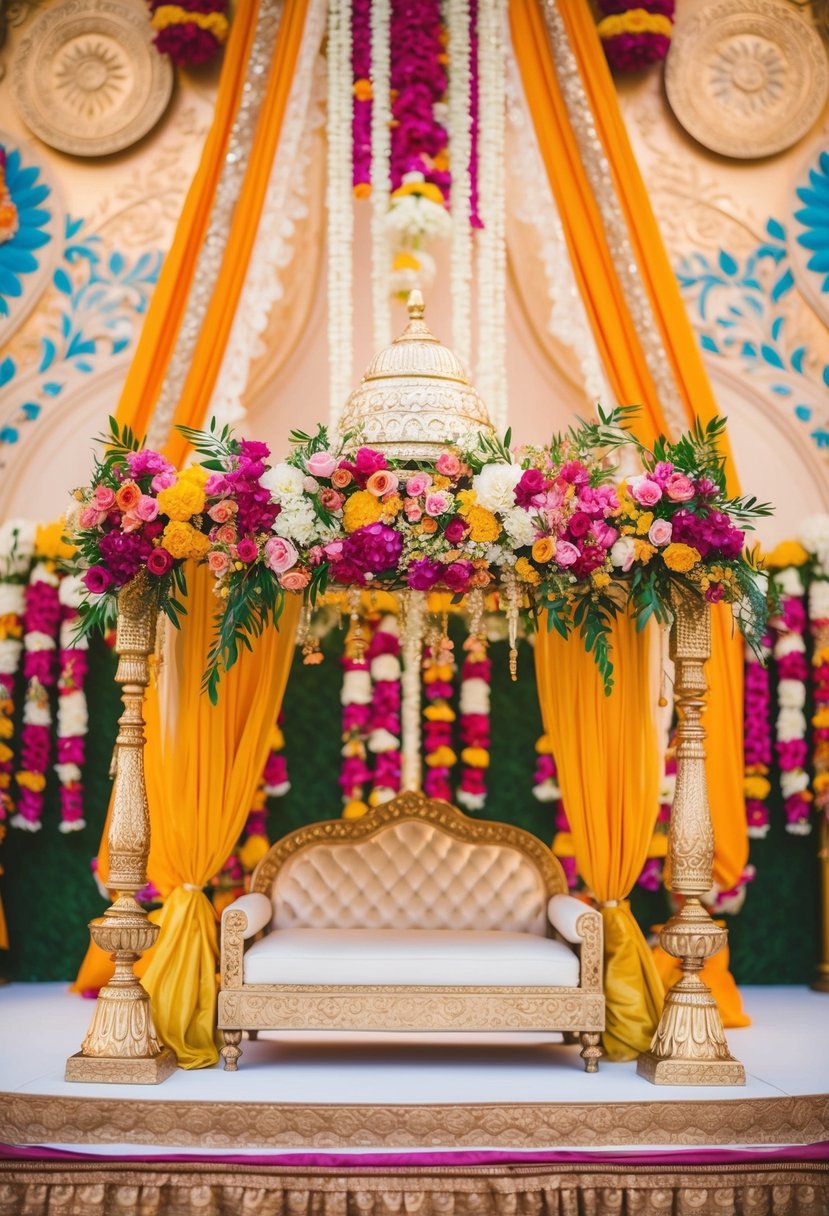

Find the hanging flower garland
[[422, 625, 456, 801], [447, 0, 472, 367], [0, 147, 19, 246], [340, 611, 375, 818], [147, 0, 230, 68], [12, 561, 61, 832], [769, 548, 812, 835], [351, 0, 373, 199], [596, 1, 675, 73], [55, 575, 89, 833], [744, 631, 773, 839], [367, 614, 402, 806], [369, 0, 392, 347], [0, 522, 35, 824], [328, 0, 354, 425], [456, 632, 490, 810], [800, 518, 829, 825]]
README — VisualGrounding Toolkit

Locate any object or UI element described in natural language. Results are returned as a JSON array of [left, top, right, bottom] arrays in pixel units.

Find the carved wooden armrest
[[220, 893, 272, 989], [547, 894, 603, 992]]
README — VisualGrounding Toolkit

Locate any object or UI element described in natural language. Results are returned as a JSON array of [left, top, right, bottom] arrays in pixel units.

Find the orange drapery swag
[[511, 0, 749, 1020], [536, 617, 665, 1059]]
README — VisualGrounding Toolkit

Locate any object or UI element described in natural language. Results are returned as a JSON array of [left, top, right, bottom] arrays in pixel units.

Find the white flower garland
[[771, 565, 812, 835], [209, 1, 327, 431], [475, 0, 507, 429], [55, 574, 89, 834], [447, 0, 472, 371], [0, 521, 34, 827], [370, 0, 392, 353], [327, 0, 354, 427]]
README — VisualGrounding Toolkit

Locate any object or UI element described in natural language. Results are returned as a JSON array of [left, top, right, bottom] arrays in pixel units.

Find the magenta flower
[[82, 565, 114, 595]]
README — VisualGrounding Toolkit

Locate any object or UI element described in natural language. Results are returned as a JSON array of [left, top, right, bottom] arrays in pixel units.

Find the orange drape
[[536, 617, 665, 1059], [512, 0, 748, 1019]]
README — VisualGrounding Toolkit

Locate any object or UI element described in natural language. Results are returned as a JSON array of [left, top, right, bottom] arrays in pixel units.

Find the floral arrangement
[[147, 0, 230, 68], [0, 147, 19, 246], [596, 1, 675, 73]]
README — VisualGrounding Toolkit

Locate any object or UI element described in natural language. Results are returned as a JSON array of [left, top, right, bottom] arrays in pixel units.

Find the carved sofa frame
[[218, 792, 604, 1070]]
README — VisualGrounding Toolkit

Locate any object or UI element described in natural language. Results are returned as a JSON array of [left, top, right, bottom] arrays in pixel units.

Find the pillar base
[[637, 1051, 745, 1086], [65, 1047, 177, 1085]]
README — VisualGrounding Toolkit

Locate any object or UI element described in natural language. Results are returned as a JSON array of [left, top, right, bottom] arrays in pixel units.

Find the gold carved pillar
[[66, 574, 176, 1083], [638, 593, 745, 1085]]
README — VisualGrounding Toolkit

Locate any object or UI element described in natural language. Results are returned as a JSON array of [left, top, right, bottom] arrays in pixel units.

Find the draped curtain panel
[[511, 0, 749, 1019], [535, 616, 664, 1059]]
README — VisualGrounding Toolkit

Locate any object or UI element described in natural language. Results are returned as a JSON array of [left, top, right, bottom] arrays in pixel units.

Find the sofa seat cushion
[[242, 928, 580, 987]]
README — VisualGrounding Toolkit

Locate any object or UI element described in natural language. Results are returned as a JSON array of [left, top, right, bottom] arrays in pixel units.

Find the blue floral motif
[[794, 149, 829, 294], [0, 215, 162, 448], [676, 217, 829, 450], [0, 146, 52, 318]]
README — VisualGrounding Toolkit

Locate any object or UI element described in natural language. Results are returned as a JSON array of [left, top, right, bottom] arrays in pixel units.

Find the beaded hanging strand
[[328, 0, 355, 427], [447, 0, 472, 369], [369, 0, 392, 351]]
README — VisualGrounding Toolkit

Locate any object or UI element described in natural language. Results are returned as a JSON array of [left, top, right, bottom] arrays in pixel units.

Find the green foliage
[[204, 567, 286, 704]]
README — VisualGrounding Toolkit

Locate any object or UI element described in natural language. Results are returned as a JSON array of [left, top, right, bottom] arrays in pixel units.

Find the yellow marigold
[[157, 478, 206, 522], [0, 743, 11, 764], [636, 511, 654, 535], [162, 521, 210, 560], [766, 540, 809, 568], [381, 493, 403, 517], [353, 183, 371, 200], [552, 830, 575, 857], [426, 746, 457, 767], [0, 717, 12, 739], [813, 647, 829, 666], [343, 490, 385, 533], [238, 834, 270, 872], [456, 489, 477, 516], [269, 725, 285, 751], [0, 614, 22, 640], [466, 505, 502, 543], [0, 772, 9, 789], [813, 707, 829, 730], [814, 773, 829, 793], [591, 570, 611, 589], [515, 557, 540, 586], [528, 540, 553, 568], [535, 734, 554, 755], [597, 10, 673, 38], [353, 77, 373, 101], [341, 739, 366, 758], [424, 663, 454, 683], [179, 464, 210, 487], [663, 542, 701, 573], [16, 771, 46, 793], [342, 800, 369, 819], [633, 539, 657, 564], [433, 475, 451, 491], [35, 521, 74, 560], [391, 179, 446, 205], [392, 251, 420, 272], [151, 5, 229, 41], [424, 704, 457, 722], [461, 746, 489, 768], [744, 775, 771, 800]]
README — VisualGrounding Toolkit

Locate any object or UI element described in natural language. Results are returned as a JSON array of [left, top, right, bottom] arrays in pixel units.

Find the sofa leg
[[221, 1030, 242, 1071], [247, 1029, 259, 1041], [580, 1031, 602, 1073]]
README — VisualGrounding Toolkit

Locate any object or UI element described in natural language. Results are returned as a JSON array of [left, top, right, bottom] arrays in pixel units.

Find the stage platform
[[0, 983, 827, 1154]]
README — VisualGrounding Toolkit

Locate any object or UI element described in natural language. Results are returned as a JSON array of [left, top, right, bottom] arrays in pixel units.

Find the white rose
[[58, 575, 85, 608], [273, 500, 319, 546], [57, 690, 88, 736], [370, 654, 401, 682], [502, 506, 538, 549], [781, 770, 810, 798], [773, 568, 804, 597], [340, 670, 372, 705], [532, 779, 560, 803], [610, 537, 636, 570], [24, 631, 56, 653], [776, 707, 806, 742], [261, 462, 306, 501], [0, 639, 23, 675], [472, 463, 523, 514], [773, 633, 806, 659], [798, 514, 829, 573], [55, 763, 82, 784], [367, 728, 400, 753], [0, 585, 24, 616], [809, 580, 829, 619], [778, 679, 806, 709]]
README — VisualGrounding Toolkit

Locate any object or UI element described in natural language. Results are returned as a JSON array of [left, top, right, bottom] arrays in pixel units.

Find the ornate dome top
[[337, 290, 494, 461]]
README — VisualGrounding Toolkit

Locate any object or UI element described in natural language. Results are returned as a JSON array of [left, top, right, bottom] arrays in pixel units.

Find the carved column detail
[[637, 594, 745, 1086], [66, 574, 176, 1084]]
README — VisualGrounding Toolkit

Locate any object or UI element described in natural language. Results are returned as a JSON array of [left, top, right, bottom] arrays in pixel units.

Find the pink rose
[[264, 536, 299, 574], [319, 488, 345, 511], [652, 461, 675, 486], [590, 521, 618, 549], [204, 472, 230, 497], [404, 499, 423, 522], [555, 540, 580, 568], [208, 499, 235, 524], [92, 486, 115, 511], [309, 545, 325, 566], [215, 524, 237, 546], [121, 511, 142, 533], [665, 473, 695, 502], [208, 550, 231, 577], [425, 490, 451, 517], [235, 538, 259, 563], [435, 451, 462, 478], [136, 495, 159, 522], [630, 477, 663, 507], [324, 540, 344, 560], [146, 548, 173, 577], [406, 473, 431, 497], [303, 476, 319, 494], [306, 451, 337, 480], [366, 469, 399, 498], [80, 505, 104, 528], [280, 569, 310, 592], [151, 472, 177, 493], [648, 518, 673, 547]]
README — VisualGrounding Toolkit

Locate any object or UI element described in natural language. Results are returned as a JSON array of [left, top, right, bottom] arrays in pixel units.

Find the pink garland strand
[[744, 633, 773, 839], [55, 579, 88, 832], [389, 0, 449, 198], [456, 635, 490, 810], [367, 617, 402, 804], [12, 564, 61, 831]]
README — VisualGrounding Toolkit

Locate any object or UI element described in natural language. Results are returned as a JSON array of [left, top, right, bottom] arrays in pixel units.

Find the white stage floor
[[0, 983, 827, 1154]]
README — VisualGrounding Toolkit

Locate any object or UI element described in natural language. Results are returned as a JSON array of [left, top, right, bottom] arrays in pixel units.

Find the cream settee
[[218, 792, 605, 1070]]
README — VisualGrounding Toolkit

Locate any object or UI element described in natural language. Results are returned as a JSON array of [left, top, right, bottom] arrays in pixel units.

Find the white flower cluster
[[798, 513, 829, 577], [0, 583, 24, 681], [340, 669, 372, 707], [472, 462, 522, 514], [263, 463, 328, 546], [385, 190, 452, 241], [809, 577, 829, 622], [0, 520, 36, 579]]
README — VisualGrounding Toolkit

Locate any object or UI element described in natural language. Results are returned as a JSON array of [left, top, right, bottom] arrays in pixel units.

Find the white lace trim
[[209, 0, 328, 432]]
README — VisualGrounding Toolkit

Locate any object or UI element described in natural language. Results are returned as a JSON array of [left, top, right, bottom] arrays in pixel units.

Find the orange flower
[[420, 517, 438, 535], [331, 468, 353, 488], [532, 537, 555, 564], [115, 481, 141, 512], [353, 78, 373, 101]]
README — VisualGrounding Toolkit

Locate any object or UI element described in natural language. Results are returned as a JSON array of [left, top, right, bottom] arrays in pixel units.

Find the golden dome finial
[[337, 292, 494, 461]]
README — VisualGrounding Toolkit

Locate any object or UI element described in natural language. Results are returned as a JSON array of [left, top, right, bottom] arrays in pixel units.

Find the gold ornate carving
[[638, 596, 745, 1086], [251, 790, 570, 902], [67, 573, 176, 1084], [336, 291, 495, 461], [575, 912, 603, 992], [2, 1090, 828, 1149], [665, 0, 829, 160], [11, 0, 174, 157]]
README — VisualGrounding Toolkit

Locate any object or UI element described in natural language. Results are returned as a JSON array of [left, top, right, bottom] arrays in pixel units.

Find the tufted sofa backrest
[[269, 817, 549, 934]]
